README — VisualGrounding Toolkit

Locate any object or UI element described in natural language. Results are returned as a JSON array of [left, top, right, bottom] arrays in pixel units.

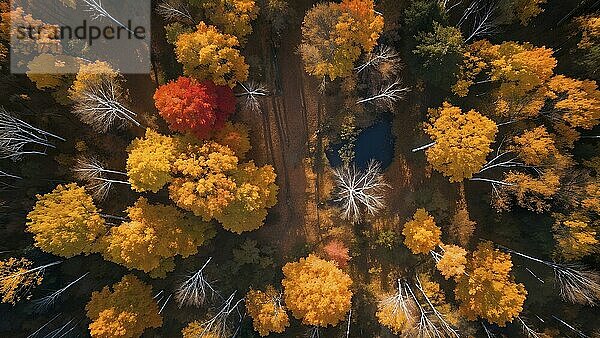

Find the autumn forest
[[1, 0, 600, 337]]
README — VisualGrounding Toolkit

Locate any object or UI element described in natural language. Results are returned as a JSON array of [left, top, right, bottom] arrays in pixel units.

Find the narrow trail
[[249, 0, 323, 253]]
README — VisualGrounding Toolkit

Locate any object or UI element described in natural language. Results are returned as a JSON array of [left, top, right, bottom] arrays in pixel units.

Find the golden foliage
[[169, 140, 239, 220], [181, 321, 220, 338], [496, 170, 560, 212], [212, 122, 252, 159], [0, 258, 43, 305], [454, 41, 556, 119], [26, 183, 107, 258], [101, 197, 215, 277], [455, 242, 526, 326], [583, 182, 600, 213], [215, 161, 278, 233], [513, 0, 546, 25], [203, 0, 259, 42], [436, 244, 468, 279], [425, 102, 497, 182], [246, 286, 290, 336], [547, 75, 600, 130], [282, 255, 352, 327], [86, 275, 162, 338], [511, 126, 557, 166], [299, 0, 383, 80], [402, 208, 441, 255], [175, 22, 249, 87], [126, 129, 178, 193], [69, 60, 119, 100], [552, 213, 598, 261]]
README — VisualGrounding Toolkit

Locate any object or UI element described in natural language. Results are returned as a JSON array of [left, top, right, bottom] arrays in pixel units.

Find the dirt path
[[243, 0, 323, 254]]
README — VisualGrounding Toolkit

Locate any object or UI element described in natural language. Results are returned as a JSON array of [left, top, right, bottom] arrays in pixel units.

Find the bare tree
[[355, 45, 402, 75], [32, 272, 89, 312], [464, 1, 498, 43], [157, 0, 194, 23], [26, 314, 61, 338], [73, 156, 130, 200], [414, 275, 460, 338], [72, 77, 141, 133], [552, 315, 590, 338], [175, 257, 219, 308], [81, 0, 133, 33], [333, 160, 390, 224], [379, 279, 418, 330], [236, 82, 269, 113], [196, 292, 244, 338], [154, 290, 173, 315], [517, 316, 543, 338], [481, 322, 497, 338], [307, 326, 321, 338], [0, 261, 62, 306], [356, 79, 410, 108], [0, 108, 64, 160], [498, 244, 600, 305]]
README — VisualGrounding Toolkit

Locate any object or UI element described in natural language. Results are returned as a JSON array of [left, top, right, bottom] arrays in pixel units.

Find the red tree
[[153, 77, 236, 138], [323, 240, 351, 268]]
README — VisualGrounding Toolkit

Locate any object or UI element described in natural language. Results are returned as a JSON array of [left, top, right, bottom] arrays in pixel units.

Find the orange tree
[[153, 77, 236, 139], [0, 258, 44, 305], [85, 275, 162, 338], [26, 183, 107, 258], [281, 254, 352, 327]]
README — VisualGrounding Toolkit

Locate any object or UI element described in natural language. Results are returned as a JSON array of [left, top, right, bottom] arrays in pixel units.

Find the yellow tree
[[69, 60, 119, 100], [86, 275, 162, 338], [101, 197, 215, 277], [511, 126, 558, 166], [216, 161, 278, 233], [424, 102, 497, 182], [169, 140, 239, 221], [552, 213, 598, 261], [282, 255, 352, 327], [175, 22, 249, 87], [202, 0, 259, 43], [547, 75, 600, 130], [26, 183, 107, 258], [436, 244, 468, 279], [495, 170, 560, 212], [402, 208, 441, 254], [453, 41, 556, 119], [582, 182, 600, 213], [455, 241, 526, 326], [299, 0, 383, 81], [246, 286, 289, 336], [126, 129, 179, 193], [0, 258, 44, 304], [211, 122, 252, 159]]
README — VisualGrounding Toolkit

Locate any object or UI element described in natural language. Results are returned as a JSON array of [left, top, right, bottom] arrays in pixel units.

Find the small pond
[[326, 116, 395, 170]]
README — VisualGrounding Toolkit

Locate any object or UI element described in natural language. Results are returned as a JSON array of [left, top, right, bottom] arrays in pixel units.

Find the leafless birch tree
[[236, 82, 269, 113], [157, 0, 194, 23], [72, 77, 140, 133], [0, 108, 64, 160], [196, 292, 244, 338], [73, 156, 130, 200], [498, 244, 600, 305], [32, 272, 89, 312], [175, 257, 219, 308], [356, 79, 410, 109], [333, 160, 390, 223]]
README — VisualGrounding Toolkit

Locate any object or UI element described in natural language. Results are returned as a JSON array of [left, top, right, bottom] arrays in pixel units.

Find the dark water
[[326, 116, 395, 169]]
